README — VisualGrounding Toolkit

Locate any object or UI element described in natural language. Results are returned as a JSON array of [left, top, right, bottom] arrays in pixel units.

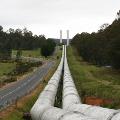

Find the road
[[0, 61, 54, 110]]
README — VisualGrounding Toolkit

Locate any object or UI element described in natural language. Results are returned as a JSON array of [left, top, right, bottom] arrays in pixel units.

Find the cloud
[[0, 0, 119, 38]]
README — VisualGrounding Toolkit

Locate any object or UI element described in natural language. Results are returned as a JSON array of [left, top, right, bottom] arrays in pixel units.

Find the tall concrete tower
[[60, 30, 62, 44], [67, 30, 69, 46]]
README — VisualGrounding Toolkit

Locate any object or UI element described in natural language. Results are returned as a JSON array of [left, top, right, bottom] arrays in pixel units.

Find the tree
[[108, 37, 120, 69], [99, 23, 109, 32], [16, 50, 22, 61], [0, 26, 48, 60], [117, 10, 120, 20], [0, 26, 3, 32], [0, 26, 12, 60], [41, 39, 56, 57], [71, 18, 120, 69]]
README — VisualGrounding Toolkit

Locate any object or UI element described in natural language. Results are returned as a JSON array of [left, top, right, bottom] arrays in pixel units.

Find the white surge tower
[[60, 30, 62, 44], [67, 30, 69, 46]]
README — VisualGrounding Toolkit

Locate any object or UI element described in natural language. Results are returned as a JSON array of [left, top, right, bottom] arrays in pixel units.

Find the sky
[[0, 0, 120, 39]]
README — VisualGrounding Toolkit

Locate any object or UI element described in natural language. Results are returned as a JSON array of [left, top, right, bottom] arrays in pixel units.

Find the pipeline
[[31, 45, 120, 120], [30, 45, 97, 120], [30, 45, 64, 120], [63, 45, 120, 120]]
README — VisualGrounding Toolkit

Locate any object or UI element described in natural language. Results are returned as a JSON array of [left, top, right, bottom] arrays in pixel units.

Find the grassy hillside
[[67, 46, 120, 109], [12, 49, 41, 58], [0, 62, 16, 76]]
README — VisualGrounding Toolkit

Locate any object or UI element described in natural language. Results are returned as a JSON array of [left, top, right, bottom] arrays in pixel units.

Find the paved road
[[0, 61, 54, 110]]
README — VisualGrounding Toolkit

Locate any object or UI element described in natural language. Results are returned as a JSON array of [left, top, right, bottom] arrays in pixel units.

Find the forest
[[0, 27, 56, 59], [71, 12, 120, 69]]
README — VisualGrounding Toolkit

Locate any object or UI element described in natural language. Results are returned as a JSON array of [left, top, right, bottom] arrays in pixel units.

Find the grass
[[0, 46, 62, 120], [1, 65, 58, 120], [67, 46, 120, 109], [0, 62, 16, 76], [12, 49, 41, 58], [12, 46, 62, 59]]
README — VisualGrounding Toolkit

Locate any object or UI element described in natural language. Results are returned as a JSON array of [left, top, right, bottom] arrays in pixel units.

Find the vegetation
[[0, 45, 62, 120], [41, 39, 56, 57], [13, 61, 42, 76], [0, 62, 16, 86], [0, 26, 56, 60], [1, 66, 56, 120], [0, 62, 16, 76], [12, 49, 41, 58], [67, 46, 120, 109], [0, 60, 42, 86], [0, 25, 56, 87], [15, 50, 22, 62], [0, 27, 45, 60], [71, 11, 120, 69]]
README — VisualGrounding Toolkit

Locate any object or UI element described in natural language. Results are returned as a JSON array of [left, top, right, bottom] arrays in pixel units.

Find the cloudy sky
[[0, 0, 119, 38]]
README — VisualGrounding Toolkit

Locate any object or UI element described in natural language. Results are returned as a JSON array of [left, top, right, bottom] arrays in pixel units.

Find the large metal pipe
[[111, 113, 120, 120], [30, 45, 97, 120], [63, 45, 81, 110], [63, 45, 119, 120], [41, 106, 97, 120], [31, 45, 120, 120], [30, 45, 64, 120], [66, 104, 119, 120]]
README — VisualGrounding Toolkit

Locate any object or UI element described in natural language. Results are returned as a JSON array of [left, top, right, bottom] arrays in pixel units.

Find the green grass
[[67, 46, 120, 109], [1, 46, 62, 120], [1, 83, 45, 120], [0, 62, 16, 76], [12, 49, 41, 58]]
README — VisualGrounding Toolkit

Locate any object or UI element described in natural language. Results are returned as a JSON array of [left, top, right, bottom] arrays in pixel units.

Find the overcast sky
[[0, 0, 119, 38]]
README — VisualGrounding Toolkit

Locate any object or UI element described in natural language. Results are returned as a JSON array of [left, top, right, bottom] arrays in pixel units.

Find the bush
[[41, 39, 56, 57], [14, 61, 42, 75], [71, 19, 120, 69], [3, 76, 17, 83]]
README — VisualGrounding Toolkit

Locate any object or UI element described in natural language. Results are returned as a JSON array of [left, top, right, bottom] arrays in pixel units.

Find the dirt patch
[[84, 96, 113, 106]]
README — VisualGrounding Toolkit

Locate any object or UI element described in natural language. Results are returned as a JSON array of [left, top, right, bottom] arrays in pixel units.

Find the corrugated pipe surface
[[30, 45, 98, 120], [31, 45, 120, 120], [63, 45, 81, 110], [30, 45, 64, 120], [63, 45, 120, 120]]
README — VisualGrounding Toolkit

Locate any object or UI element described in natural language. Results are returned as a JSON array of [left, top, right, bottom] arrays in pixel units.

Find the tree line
[[71, 11, 120, 69], [0, 26, 56, 59]]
